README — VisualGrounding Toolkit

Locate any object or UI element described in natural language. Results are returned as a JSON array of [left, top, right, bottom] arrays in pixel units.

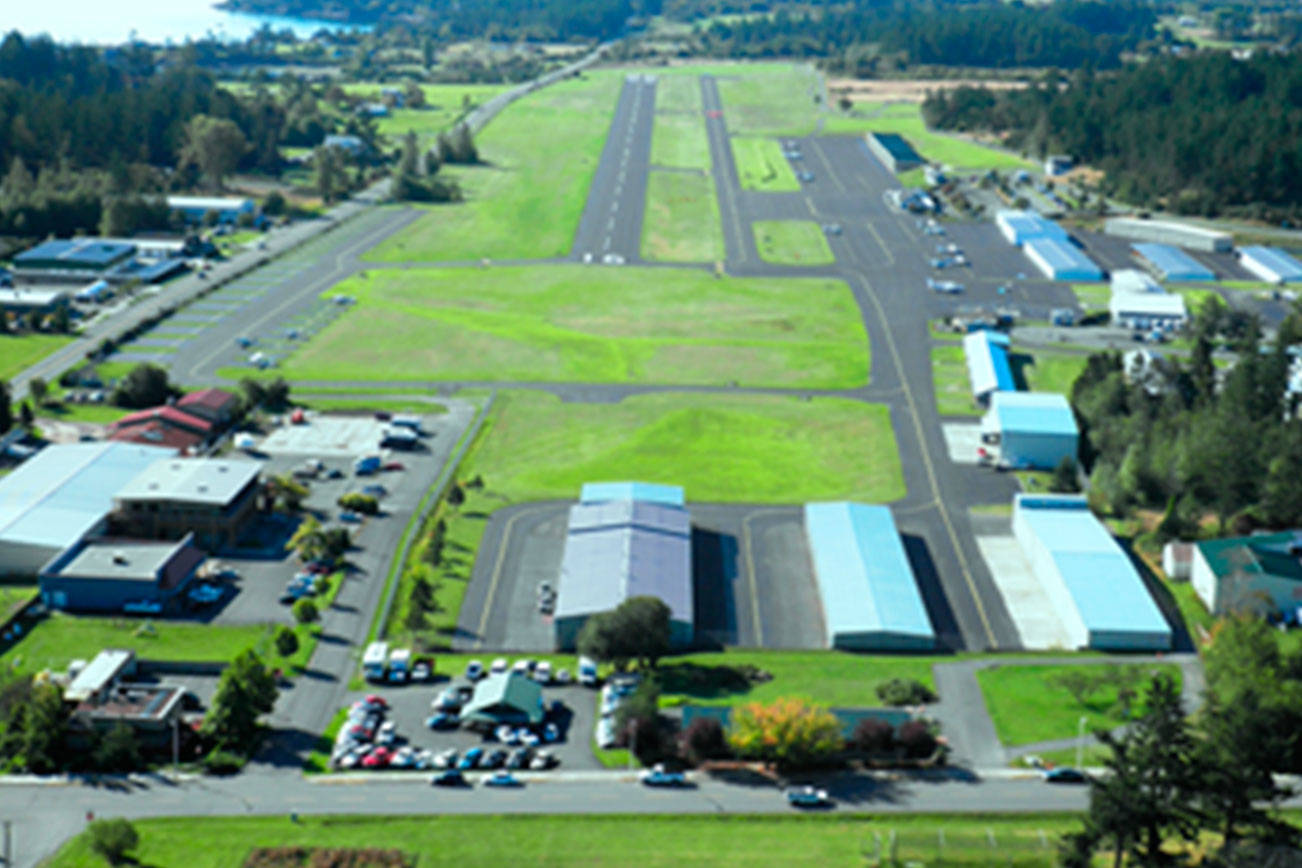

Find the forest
[[923, 52, 1302, 217]]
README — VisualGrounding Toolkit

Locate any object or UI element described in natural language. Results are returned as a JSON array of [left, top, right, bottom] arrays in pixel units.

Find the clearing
[[1016, 351, 1089, 395], [823, 101, 1032, 172], [752, 221, 835, 266]]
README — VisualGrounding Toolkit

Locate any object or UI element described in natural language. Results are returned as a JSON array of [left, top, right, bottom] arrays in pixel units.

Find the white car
[[512, 659, 532, 675], [534, 662, 552, 684], [376, 721, 397, 746], [495, 725, 515, 743], [389, 746, 417, 768], [466, 660, 485, 681], [555, 668, 572, 685], [412, 661, 432, 682], [490, 657, 509, 675]]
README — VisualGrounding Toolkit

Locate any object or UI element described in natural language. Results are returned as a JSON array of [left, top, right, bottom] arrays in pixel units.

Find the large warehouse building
[[1190, 532, 1302, 617], [1239, 246, 1302, 284], [114, 458, 262, 551], [963, 329, 1015, 406], [0, 442, 175, 575], [1108, 269, 1188, 330], [804, 502, 934, 651], [996, 210, 1070, 247], [39, 533, 206, 613], [1132, 243, 1215, 281], [12, 239, 137, 283], [1013, 495, 1172, 651], [553, 483, 693, 651], [982, 392, 1079, 470], [1103, 217, 1232, 253], [866, 132, 925, 174], [1024, 238, 1104, 281]]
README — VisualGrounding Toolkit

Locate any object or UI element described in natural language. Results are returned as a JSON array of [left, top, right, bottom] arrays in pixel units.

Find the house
[[981, 392, 1079, 470], [40, 533, 205, 613], [1191, 532, 1302, 618], [112, 458, 263, 551], [175, 388, 239, 429], [460, 672, 544, 729]]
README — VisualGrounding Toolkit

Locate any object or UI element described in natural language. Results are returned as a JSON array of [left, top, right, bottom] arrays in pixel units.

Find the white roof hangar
[[1239, 246, 1302, 284], [962, 330, 1015, 405], [1109, 269, 1188, 328], [0, 442, 175, 575], [115, 458, 262, 506], [1104, 217, 1232, 253], [996, 210, 1070, 247]]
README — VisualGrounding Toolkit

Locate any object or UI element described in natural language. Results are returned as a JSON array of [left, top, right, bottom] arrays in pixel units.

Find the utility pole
[[3, 819, 12, 867], [1075, 715, 1088, 770]]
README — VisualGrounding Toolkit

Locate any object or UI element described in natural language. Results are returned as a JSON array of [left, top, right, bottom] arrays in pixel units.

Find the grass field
[[932, 344, 979, 417], [0, 333, 71, 382], [47, 813, 1092, 868], [752, 220, 835, 266], [1018, 351, 1089, 396], [824, 102, 1033, 172], [731, 136, 799, 192], [347, 83, 511, 146], [274, 266, 869, 389], [459, 390, 905, 505], [0, 584, 36, 621], [715, 63, 821, 136], [363, 72, 621, 262], [1171, 285, 1223, 311], [976, 662, 1183, 747], [1071, 283, 1110, 312], [650, 111, 711, 168], [641, 171, 725, 262]]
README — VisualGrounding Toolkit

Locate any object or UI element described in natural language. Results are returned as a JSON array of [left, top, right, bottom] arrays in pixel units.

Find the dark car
[[483, 749, 508, 769], [458, 747, 485, 771], [506, 748, 532, 770], [431, 770, 467, 787], [1044, 767, 1089, 784]]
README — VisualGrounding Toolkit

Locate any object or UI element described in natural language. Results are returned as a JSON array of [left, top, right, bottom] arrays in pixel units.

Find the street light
[[1075, 715, 1088, 770]]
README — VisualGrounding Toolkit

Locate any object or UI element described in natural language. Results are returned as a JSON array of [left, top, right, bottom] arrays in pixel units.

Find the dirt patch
[[244, 848, 412, 868], [828, 77, 1030, 103]]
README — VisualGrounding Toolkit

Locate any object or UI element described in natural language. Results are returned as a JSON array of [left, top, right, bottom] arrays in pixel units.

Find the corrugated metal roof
[[869, 132, 922, 163], [1025, 238, 1103, 279], [990, 392, 1078, 437], [555, 499, 692, 624], [1132, 243, 1215, 280], [1111, 292, 1187, 319], [0, 443, 176, 550], [1241, 246, 1302, 281], [997, 210, 1070, 244], [1196, 531, 1302, 581], [580, 481, 684, 507], [963, 330, 1015, 397], [804, 502, 934, 644], [1015, 494, 1170, 640], [14, 239, 135, 267], [116, 458, 261, 506], [461, 672, 543, 724]]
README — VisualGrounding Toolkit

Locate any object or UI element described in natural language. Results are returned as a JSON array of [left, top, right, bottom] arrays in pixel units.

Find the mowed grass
[[278, 266, 869, 389], [731, 136, 799, 192], [363, 72, 621, 262], [976, 663, 1183, 747], [0, 333, 72, 381], [931, 344, 979, 417], [824, 102, 1033, 172], [715, 63, 821, 136], [47, 813, 1092, 868], [1019, 351, 1089, 395], [650, 73, 708, 169], [642, 171, 725, 262], [1071, 283, 1110, 312], [752, 220, 835, 266], [461, 390, 905, 504]]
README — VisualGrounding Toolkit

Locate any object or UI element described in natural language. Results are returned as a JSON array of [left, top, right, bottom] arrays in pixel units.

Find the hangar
[[804, 502, 934, 651], [1132, 243, 1215, 281], [460, 672, 544, 728], [866, 132, 925, 174], [1239, 246, 1302, 284], [996, 210, 1070, 247], [1104, 217, 1232, 253], [12, 239, 136, 283], [581, 481, 683, 507], [553, 485, 693, 651], [1190, 532, 1302, 618], [981, 392, 1078, 470], [963, 330, 1015, 406], [166, 196, 257, 225], [1024, 238, 1104, 281], [1013, 494, 1171, 651], [1109, 269, 1188, 330]]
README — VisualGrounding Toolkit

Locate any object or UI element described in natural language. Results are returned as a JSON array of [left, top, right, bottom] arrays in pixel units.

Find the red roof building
[[112, 405, 213, 437], [176, 388, 239, 427], [107, 421, 204, 454]]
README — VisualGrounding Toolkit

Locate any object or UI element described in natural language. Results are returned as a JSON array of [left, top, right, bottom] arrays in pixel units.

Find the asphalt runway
[[571, 73, 657, 263]]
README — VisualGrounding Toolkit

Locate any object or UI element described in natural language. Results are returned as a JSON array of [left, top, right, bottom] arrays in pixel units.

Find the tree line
[[924, 51, 1302, 219]]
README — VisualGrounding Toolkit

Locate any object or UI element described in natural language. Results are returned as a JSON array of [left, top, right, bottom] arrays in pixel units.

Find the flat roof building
[[1104, 217, 1232, 253], [1239, 246, 1302, 284], [804, 502, 934, 651], [40, 533, 205, 613], [963, 330, 1015, 406], [1013, 494, 1172, 651], [1024, 237, 1104, 281], [12, 239, 136, 281], [982, 392, 1079, 470], [554, 491, 693, 651], [1109, 269, 1188, 330], [166, 196, 256, 225], [65, 649, 137, 703], [996, 210, 1070, 247], [114, 458, 263, 551], [1132, 242, 1216, 281], [1191, 531, 1302, 618], [0, 442, 176, 575], [866, 132, 925, 174]]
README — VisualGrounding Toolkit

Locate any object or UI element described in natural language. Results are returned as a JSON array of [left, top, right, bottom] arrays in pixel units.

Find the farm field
[[0, 334, 72, 382], [752, 220, 835, 266], [272, 266, 869, 389], [642, 171, 725, 262]]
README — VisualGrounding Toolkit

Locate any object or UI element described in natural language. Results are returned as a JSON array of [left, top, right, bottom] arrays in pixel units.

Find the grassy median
[[752, 220, 835, 266]]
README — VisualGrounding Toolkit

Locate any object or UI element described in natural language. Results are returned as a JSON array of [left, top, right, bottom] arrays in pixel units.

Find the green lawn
[[731, 136, 799, 192], [1171, 285, 1223, 311], [976, 662, 1183, 747], [715, 63, 821, 136], [641, 171, 724, 263], [47, 813, 1091, 868], [752, 220, 835, 266], [270, 266, 869, 390], [1018, 351, 1088, 395], [1070, 283, 1110, 312], [0, 584, 36, 621], [362, 72, 621, 262], [0, 333, 72, 381], [823, 102, 1033, 172], [460, 390, 905, 505], [932, 344, 979, 417], [650, 75, 709, 170]]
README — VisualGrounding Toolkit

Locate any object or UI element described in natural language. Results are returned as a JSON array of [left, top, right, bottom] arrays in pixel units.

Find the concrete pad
[[975, 535, 1074, 651], [942, 422, 983, 464], [258, 414, 393, 457]]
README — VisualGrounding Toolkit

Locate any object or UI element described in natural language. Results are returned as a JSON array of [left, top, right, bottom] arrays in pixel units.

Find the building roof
[[869, 132, 923, 164], [1195, 531, 1302, 582], [116, 459, 261, 506], [1111, 269, 1162, 295], [1240, 246, 1302, 282], [988, 392, 1078, 438], [1025, 238, 1103, 279], [0, 287, 69, 308], [555, 499, 693, 625], [108, 421, 204, 453], [112, 405, 212, 435], [77, 683, 186, 723], [165, 196, 254, 213], [45, 535, 204, 588], [963, 330, 1015, 397], [1014, 494, 1171, 641], [0, 442, 175, 551], [579, 481, 685, 507], [177, 388, 238, 414], [1132, 243, 1216, 281], [65, 649, 135, 703], [1111, 291, 1188, 319], [804, 502, 933, 645], [461, 672, 544, 725], [13, 239, 136, 269], [997, 210, 1070, 245], [1106, 217, 1231, 244]]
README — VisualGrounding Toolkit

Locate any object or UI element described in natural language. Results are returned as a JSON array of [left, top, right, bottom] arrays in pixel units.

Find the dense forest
[[924, 52, 1302, 217]]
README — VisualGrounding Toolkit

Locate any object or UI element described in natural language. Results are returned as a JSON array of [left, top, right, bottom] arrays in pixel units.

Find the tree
[[680, 716, 730, 766], [93, 722, 141, 773], [273, 625, 299, 659], [292, 598, 319, 625], [262, 190, 286, 216], [199, 649, 277, 753], [0, 381, 13, 434], [180, 115, 248, 189], [265, 377, 291, 411], [577, 596, 672, 671], [849, 717, 895, 755], [112, 363, 175, 409], [87, 818, 139, 865], [446, 482, 465, 507], [1050, 456, 1081, 493], [21, 682, 68, 773], [18, 401, 33, 429], [314, 144, 345, 203], [239, 377, 267, 412], [271, 474, 308, 512], [287, 515, 324, 561], [728, 697, 842, 770], [28, 376, 46, 407]]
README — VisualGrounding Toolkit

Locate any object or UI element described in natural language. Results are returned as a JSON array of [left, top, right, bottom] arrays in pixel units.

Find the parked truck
[[387, 647, 412, 683], [362, 641, 389, 682], [578, 656, 599, 687]]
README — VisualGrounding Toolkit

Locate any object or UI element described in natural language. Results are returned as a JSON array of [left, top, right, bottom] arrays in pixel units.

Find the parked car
[[382, 461, 405, 472], [361, 747, 394, 769], [534, 661, 552, 684], [375, 721, 397, 746], [432, 689, 462, 712], [411, 661, 432, 682], [483, 749, 508, 769], [1044, 767, 1089, 784], [340, 510, 363, 523], [490, 658, 509, 674], [431, 769, 466, 787], [786, 786, 832, 808], [458, 747, 485, 770], [542, 723, 560, 743], [362, 484, 387, 498], [640, 764, 687, 787], [506, 748, 532, 770], [432, 749, 458, 770], [466, 660, 485, 681], [483, 771, 522, 788], [389, 747, 419, 769], [529, 750, 558, 771], [554, 668, 572, 686], [363, 695, 389, 710], [425, 712, 458, 730]]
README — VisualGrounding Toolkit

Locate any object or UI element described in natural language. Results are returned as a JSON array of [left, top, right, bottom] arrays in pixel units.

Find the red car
[[382, 462, 405, 472], [364, 694, 389, 710], [361, 747, 393, 768], [305, 561, 333, 575]]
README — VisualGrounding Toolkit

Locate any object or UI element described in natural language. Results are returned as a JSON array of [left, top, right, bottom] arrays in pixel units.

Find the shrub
[[896, 720, 938, 759], [849, 718, 895, 755], [729, 697, 843, 770], [274, 625, 299, 658], [337, 492, 379, 515], [87, 818, 138, 865], [201, 749, 245, 775], [680, 716, 731, 766], [875, 677, 936, 706], [622, 713, 676, 767], [292, 598, 319, 625]]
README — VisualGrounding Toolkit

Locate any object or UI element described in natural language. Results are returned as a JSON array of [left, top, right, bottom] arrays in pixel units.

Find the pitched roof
[[177, 388, 238, 413], [108, 422, 204, 452], [460, 672, 543, 724], [1196, 532, 1302, 582], [112, 405, 213, 435]]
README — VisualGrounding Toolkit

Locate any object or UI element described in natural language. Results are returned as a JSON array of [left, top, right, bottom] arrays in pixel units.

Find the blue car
[[457, 747, 484, 771], [425, 713, 457, 730], [639, 764, 687, 787], [483, 771, 522, 788], [431, 770, 466, 787], [786, 786, 832, 808]]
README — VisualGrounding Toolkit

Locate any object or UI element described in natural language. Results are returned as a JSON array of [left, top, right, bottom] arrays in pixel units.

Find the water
[[5, 0, 367, 45]]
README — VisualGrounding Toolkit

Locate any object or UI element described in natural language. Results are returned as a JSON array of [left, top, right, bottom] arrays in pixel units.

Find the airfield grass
[[0, 584, 36, 621], [1018, 351, 1089, 396], [301, 396, 448, 415], [275, 265, 869, 389], [460, 390, 904, 505], [976, 663, 1183, 748], [642, 171, 725, 262], [0, 333, 71, 381], [347, 83, 511, 145], [931, 344, 980, 417], [715, 63, 821, 136], [731, 136, 800, 192], [650, 74, 709, 169], [752, 220, 835, 266], [48, 813, 1092, 868], [1070, 283, 1110, 313], [824, 102, 1033, 172], [363, 72, 621, 262]]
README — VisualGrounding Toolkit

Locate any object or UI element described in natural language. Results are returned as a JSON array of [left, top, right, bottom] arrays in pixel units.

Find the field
[[731, 136, 799, 192], [363, 72, 621, 262], [274, 266, 869, 389], [976, 663, 1183, 747], [752, 220, 835, 266], [0, 333, 71, 382], [931, 344, 979, 417], [641, 171, 725, 262], [0, 584, 36, 620], [823, 101, 1033, 172], [715, 63, 821, 136], [47, 813, 1091, 868], [1018, 351, 1089, 395], [345, 83, 512, 145], [1071, 283, 1110, 312], [458, 390, 905, 505], [650, 74, 709, 169]]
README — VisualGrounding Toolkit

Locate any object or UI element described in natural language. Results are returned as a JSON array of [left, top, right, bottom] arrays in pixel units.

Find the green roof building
[[1192, 532, 1302, 617], [460, 672, 543, 728]]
